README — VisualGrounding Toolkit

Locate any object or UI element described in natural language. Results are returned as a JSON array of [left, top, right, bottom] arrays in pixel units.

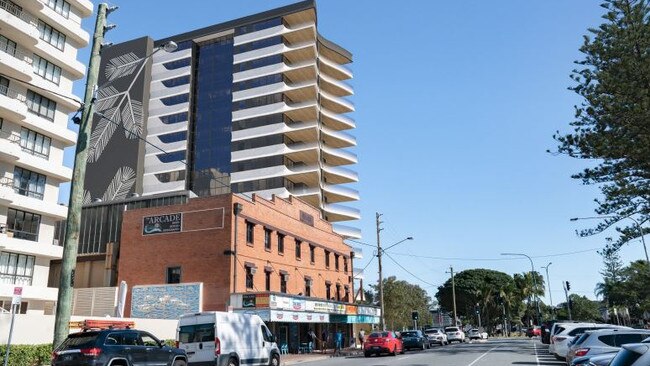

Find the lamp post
[[570, 216, 649, 265], [541, 262, 553, 317], [502, 252, 541, 326], [52, 3, 177, 347], [376, 227, 413, 331]]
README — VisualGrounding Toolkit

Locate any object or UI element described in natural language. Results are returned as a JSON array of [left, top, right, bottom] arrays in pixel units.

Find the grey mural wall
[[84, 36, 154, 202]]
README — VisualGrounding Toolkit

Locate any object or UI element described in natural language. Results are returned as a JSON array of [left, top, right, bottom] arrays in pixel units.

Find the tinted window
[[554, 326, 566, 335], [369, 332, 388, 338], [617, 334, 650, 347], [402, 331, 418, 337], [161, 75, 191, 87], [58, 333, 100, 350], [598, 334, 617, 347], [159, 112, 188, 124], [574, 333, 591, 345], [179, 323, 215, 343], [568, 327, 590, 336], [163, 58, 191, 70], [158, 131, 187, 143], [445, 327, 459, 332], [609, 348, 643, 366]]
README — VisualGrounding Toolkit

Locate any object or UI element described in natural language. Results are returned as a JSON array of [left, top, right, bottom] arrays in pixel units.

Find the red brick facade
[[118, 194, 354, 316]]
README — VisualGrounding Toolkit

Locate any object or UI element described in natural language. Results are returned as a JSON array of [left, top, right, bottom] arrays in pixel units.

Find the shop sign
[[142, 213, 182, 235], [242, 294, 256, 308], [270, 294, 292, 310], [256, 294, 270, 308], [291, 298, 305, 311], [345, 305, 357, 315], [312, 301, 333, 313], [332, 304, 346, 314], [235, 309, 270, 321], [330, 314, 380, 324], [357, 306, 380, 316], [270, 310, 329, 323]]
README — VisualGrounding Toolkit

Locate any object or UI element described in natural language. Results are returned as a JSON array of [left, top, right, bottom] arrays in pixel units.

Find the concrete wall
[[0, 314, 177, 344]]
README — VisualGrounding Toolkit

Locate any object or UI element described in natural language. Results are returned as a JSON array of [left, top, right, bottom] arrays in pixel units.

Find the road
[[297, 338, 565, 366]]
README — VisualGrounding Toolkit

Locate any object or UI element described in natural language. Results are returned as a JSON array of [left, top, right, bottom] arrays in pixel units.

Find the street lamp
[[502, 252, 541, 326], [570, 216, 649, 265], [377, 236, 413, 330], [541, 262, 553, 317]]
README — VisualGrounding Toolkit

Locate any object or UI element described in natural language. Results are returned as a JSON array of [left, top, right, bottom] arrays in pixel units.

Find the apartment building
[[0, 0, 92, 314], [83, 0, 360, 239]]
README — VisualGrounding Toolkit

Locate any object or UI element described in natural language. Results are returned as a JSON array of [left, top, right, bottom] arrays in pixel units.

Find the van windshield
[[179, 323, 215, 343]]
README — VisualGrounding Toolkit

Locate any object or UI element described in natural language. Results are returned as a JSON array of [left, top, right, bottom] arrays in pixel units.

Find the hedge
[[0, 344, 52, 366]]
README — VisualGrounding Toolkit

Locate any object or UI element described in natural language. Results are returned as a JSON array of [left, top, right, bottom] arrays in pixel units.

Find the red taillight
[[215, 337, 221, 356], [575, 348, 590, 357], [80, 347, 102, 357], [51, 351, 58, 362]]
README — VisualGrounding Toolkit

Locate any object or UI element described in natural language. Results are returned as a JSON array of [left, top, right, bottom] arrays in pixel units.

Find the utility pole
[[376, 212, 385, 330], [563, 281, 572, 321], [447, 266, 458, 326], [542, 262, 553, 318], [53, 3, 113, 348]]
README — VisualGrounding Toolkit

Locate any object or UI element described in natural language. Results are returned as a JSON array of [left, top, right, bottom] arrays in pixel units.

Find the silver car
[[424, 328, 448, 346], [566, 328, 650, 364], [608, 341, 650, 366]]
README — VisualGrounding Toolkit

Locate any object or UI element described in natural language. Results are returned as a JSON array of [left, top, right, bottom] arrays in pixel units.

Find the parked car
[[177, 312, 280, 366], [400, 330, 428, 351], [424, 328, 448, 346], [570, 352, 618, 366], [52, 323, 187, 366], [565, 328, 650, 365], [445, 326, 466, 343], [551, 323, 628, 360], [542, 321, 557, 344], [364, 331, 404, 357], [526, 326, 542, 337], [608, 342, 650, 366], [468, 329, 483, 340]]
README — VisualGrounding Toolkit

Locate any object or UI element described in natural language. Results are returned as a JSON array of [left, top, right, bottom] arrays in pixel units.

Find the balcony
[[319, 72, 353, 97], [231, 141, 319, 164], [232, 80, 317, 104], [318, 56, 353, 81], [323, 203, 361, 222], [334, 224, 362, 239], [233, 40, 316, 66], [322, 145, 358, 166], [24, 0, 89, 47], [322, 183, 359, 203], [0, 86, 28, 121], [322, 164, 358, 185], [232, 120, 318, 143], [321, 108, 355, 131], [10, 193, 68, 219], [351, 246, 364, 259], [321, 125, 356, 149], [0, 0, 39, 45], [320, 90, 354, 114], [231, 100, 318, 123], [353, 267, 365, 279], [0, 232, 63, 259], [20, 111, 77, 146], [0, 129, 21, 161], [0, 42, 33, 81], [0, 177, 14, 204]]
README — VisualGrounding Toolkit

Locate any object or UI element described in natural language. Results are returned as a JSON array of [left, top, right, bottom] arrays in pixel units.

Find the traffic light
[[412, 311, 419, 321], [475, 305, 480, 315], [566, 281, 571, 291]]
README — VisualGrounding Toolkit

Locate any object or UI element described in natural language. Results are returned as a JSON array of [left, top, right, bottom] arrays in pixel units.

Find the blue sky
[[62, 1, 647, 306]]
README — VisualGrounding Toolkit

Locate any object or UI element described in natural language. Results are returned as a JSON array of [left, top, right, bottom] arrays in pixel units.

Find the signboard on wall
[[242, 294, 256, 308], [131, 283, 202, 319], [142, 213, 182, 235], [270, 310, 329, 323]]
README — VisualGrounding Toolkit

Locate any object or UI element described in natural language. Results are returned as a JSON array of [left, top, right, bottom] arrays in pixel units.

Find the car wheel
[[173, 360, 187, 366], [228, 357, 238, 366], [391, 345, 397, 356], [269, 354, 280, 366]]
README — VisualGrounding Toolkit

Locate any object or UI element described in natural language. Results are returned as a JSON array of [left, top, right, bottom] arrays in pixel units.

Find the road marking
[[467, 345, 500, 366], [533, 341, 541, 366]]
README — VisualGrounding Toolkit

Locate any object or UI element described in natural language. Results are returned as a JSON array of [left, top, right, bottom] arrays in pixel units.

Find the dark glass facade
[[159, 112, 188, 124], [189, 36, 234, 196]]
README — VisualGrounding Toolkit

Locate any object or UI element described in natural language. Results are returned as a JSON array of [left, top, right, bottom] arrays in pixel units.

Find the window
[[0, 252, 35, 285], [163, 58, 191, 70], [37, 20, 66, 50], [161, 75, 191, 87], [159, 112, 188, 124], [309, 245, 315, 263], [157, 131, 187, 143], [235, 18, 282, 36], [343, 257, 348, 272], [264, 228, 272, 251], [246, 221, 255, 244], [155, 170, 186, 183], [325, 282, 331, 300], [232, 93, 283, 111], [615, 333, 649, 346], [13, 167, 46, 199], [6, 208, 41, 241], [156, 150, 185, 163], [280, 274, 287, 293], [232, 54, 282, 73], [20, 128, 51, 158], [138, 332, 160, 347], [245, 266, 254, 289], [233, 36, 282, 54], [178, 323, 214, 344], [335, 254, 340, 271], [305, 278, 311, 297], [232, 73, 282, 92], [45, 0, 71, 18], [336, 284, 341, 301], [261, 325, 274, 343], [295, 239, 301, 260], [26, 90, 56, 120], [277, 233, 284, 254], [325, 250, 330, 268], [0, 35, 17, 57], [0, 75, 9, 96], [265, 270, 271, 291], [160, 93, 189, 106], [166, 267, 181, 284], [33, 54, 61, 84], [0, 300, 27, 314], [344, 287, 350, 302]]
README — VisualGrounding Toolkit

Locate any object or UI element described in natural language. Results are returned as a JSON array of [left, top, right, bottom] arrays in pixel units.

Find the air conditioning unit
[[250, 267, 257, 275]]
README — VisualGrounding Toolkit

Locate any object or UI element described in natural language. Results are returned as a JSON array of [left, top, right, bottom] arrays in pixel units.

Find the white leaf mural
[[102, 166, 136, 201]]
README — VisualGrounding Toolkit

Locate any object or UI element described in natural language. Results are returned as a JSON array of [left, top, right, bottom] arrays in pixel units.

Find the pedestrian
[[358, 329, 365, 348], [307, 328, 317, 352], [321, 329, 329, 353], [334, 329, 343, 356]]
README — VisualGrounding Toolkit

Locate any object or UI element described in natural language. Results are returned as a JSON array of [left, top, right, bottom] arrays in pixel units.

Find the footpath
[[282, 348, 362, 365]]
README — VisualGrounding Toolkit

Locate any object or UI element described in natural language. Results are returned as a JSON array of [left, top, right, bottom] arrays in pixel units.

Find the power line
[[389, 246, 604, 262], [383, 252, 436, 287], [353, 256, 375, 279], [2, 72, 83, 107]]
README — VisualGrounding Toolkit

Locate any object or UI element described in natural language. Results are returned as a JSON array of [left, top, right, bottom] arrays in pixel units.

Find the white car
[[424, 328, 448, 346], [551, 322, 628, 360], [177, 311, 280, 366], [444, 326, 466, 343]]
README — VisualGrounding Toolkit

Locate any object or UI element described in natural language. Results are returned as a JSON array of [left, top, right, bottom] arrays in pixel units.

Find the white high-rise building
[[0, 0, 91, 314]]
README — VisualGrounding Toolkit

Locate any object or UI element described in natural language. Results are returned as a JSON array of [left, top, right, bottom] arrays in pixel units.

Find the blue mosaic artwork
[[131, 283, 201, 319]]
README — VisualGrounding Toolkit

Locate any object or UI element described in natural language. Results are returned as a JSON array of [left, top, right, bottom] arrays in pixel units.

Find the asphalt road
[[299, 338, 566, 366]]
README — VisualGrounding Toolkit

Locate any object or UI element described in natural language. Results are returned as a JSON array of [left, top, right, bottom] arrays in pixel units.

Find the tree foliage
[[553, 0, 650, 254], [556, 294, 603, 321], [379, 276, 432, 330]]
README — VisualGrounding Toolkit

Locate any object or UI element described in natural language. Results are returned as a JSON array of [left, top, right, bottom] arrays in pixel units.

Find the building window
[[160, 93, 189, 106], [265, 270, 271, 291], [344, 287, 350, 302], [159, 111, 188, 124], [157, 131, 187, 143], [325, 282, 331, 300], [309, 245, 315, 264], [13, 167, 46, 200], [37, 20, 66, 51], [154, 170, 185, 183], [0, 252, 35, 285], [277, 233, 284, 254], [20, 127, 51, 158], [264, 228, 272, 251], [280, 274, 287, 293], [161, 75, 190, 87], [295, 239, 301, 260], [246, 221, 255, 244], [163, 58, 191, 70], [343, 257, 348, 272], [26, 90, 56, 120], [0, 76, 9, 96], [156, 150, 185, 163], [245, 266, 254, 289], [335, 254, 340, 271], [33, 54, 61, 84], [336, 284, 341, 301], [45, 0, 71, 18], [6, 208, 41, 241], [0, 300, 27, 314], [166, 266, 181, 284], [0, 35, 17, 57], [324, 250, 330, 268], [305, 279, 311, 297]]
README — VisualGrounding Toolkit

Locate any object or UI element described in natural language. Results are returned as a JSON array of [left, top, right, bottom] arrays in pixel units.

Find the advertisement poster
[[142, 213, 182, 235]]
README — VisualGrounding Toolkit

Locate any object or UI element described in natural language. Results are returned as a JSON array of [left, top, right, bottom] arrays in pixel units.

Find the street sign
[[11, 287, 22, 305]]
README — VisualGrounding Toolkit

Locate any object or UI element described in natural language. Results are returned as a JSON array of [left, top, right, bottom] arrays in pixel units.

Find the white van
[[177, 312, 280, 366]]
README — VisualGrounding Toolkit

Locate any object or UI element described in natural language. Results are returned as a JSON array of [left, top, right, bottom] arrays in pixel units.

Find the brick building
[[117, 193, 378, 351]]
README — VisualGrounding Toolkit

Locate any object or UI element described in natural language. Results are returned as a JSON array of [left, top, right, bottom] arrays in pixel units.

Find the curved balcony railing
[[0, 0, 38, 26]]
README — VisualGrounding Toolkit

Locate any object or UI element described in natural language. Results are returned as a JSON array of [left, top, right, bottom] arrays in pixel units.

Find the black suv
[[52, 328, 187, 366]]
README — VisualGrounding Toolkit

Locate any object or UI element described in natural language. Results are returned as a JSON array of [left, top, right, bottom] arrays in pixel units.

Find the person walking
[[307, 328, 317, 353], [358, 329, 366, 349], [334, 329, 343, 356], [321, 329, 329, 353]]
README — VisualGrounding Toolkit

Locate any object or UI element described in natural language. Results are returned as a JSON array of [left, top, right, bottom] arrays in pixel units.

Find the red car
[[526, 327, 541, 337], [364, 331, 404, 357]]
